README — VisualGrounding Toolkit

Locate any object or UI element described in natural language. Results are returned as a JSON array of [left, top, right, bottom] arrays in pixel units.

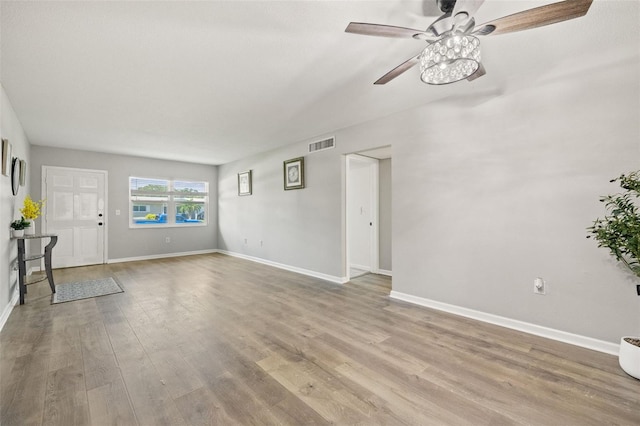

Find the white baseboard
[[108, 249, 217, 264], [0, 289, 19, 332], [389, 290, 619, 356], [218, 250, 348, 284], [376, 269, 392, 277]]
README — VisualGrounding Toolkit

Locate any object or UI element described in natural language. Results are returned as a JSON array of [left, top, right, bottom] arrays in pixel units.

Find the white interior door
[[346, 154, 379, 278], [43, 166, 107, 268]]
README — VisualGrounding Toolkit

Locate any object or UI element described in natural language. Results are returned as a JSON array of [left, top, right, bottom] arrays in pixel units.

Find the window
[[129, 177, 208, 228]]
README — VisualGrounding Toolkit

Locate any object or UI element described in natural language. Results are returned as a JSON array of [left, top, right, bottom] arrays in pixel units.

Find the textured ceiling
[[1, 1, 637, 165]]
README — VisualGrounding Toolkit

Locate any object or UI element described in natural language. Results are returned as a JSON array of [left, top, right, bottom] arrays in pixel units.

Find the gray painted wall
[[218, 144, 344, 278], [218, 49, 639, 343], [30, 146, 217, 260], [379, 158, 391, 272], [1, 86, 31, 320], [388, 59, 639, 343], [219, 148, 392, 280]]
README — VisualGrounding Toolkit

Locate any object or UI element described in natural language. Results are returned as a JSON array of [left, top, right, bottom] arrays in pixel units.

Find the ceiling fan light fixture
[[419, 34, 481, 85]]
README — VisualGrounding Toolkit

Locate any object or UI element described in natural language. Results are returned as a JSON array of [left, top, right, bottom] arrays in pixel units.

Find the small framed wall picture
[[2, 139, 11, 176], [238, 170, 252, 196], [19, 160, 26, 186], [11, 157, 20, 196], [283, 157, 304, 190]]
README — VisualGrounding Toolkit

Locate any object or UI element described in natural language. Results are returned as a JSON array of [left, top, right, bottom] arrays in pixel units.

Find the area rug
[[52, 277, 124, 304]]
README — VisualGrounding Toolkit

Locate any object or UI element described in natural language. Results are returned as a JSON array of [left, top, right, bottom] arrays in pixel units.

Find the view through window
[[129, 177, 208, 227]]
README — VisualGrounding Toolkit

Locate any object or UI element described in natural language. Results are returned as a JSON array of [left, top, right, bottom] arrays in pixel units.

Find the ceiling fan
[[345, 0, 593, 85]]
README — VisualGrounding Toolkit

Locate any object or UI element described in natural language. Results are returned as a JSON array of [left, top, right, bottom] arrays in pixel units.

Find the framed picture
[[283, 157, 305, 190], [19, 160, 26, 186], [11, 157, 20, 196], [2, 139, 11, 177], [238, 170, 252, 196]]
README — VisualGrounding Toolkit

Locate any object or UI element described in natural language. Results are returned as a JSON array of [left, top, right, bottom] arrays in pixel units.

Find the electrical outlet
[[165, 237, 171, 243], [244, 238, 248, 244], [534, 277, 546, 295], [260, 240, 263, 247]]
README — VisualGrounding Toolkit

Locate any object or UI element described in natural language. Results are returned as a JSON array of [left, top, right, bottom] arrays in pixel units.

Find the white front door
[[43, 166, 107, 268]]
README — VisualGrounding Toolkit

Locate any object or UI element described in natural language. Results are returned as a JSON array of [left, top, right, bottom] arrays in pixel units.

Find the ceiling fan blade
[[345, 22, 429, 39], [466, 63, 486, 82], [452, 0, 485, 19], [474, 0, 593, 36], [374, 53, 422, 85]]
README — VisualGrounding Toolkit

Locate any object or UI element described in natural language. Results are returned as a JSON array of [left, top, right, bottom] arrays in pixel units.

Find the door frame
[[41, 165, 109, 266], [345, 154, 379, 281]]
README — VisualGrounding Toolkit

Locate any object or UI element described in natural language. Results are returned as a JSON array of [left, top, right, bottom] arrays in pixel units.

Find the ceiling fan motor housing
[[437, 0, 457, 14]]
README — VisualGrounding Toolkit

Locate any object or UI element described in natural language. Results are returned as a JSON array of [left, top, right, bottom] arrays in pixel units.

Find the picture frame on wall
[[283, 157, 304, 190], [238, 170, 252, 196], [2, 139, 11, 177], [11, 157, 20, 196], [19, 160, 26, 186]]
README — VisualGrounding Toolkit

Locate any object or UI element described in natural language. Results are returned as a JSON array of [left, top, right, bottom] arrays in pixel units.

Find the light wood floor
[[1, 253, 638, 425]]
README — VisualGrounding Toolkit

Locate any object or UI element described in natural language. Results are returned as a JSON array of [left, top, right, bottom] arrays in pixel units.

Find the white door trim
[[42, 165, 108, 266]]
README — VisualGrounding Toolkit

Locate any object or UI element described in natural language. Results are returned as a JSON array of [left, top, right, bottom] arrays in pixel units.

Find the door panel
[[79, 227, 99, 258], [44, 167, 106, 268], [346, 154, 379, 278], [78, 193, 98, 219], [54, 228, 75, 258], [52, 192, 74, 221]]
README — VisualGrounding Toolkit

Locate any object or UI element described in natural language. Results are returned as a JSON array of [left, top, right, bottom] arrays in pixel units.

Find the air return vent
[[309, 137, 335, 153]]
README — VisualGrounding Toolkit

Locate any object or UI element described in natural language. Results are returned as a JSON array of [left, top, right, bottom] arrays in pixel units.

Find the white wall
[[218, 47, 639, 344], [1, 85, 31, 326], [30, 146, 218, 261]]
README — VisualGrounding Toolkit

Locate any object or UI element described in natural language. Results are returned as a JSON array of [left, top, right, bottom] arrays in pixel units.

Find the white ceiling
[[1, 1, 637, 165]]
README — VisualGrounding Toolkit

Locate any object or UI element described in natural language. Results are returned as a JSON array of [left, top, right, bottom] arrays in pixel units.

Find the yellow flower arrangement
[[20, 195, 45, 220]]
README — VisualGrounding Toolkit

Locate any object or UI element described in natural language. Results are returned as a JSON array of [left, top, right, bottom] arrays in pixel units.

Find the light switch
[[115, 209, 121, 216]]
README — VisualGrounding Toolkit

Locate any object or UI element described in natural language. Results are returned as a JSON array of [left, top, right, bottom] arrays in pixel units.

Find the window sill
[[129, 223, 208, 229]]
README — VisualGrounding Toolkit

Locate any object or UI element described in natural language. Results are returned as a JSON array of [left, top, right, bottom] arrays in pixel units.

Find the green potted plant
[[10, 217, 30, 238], [588, 170, 640, 380]]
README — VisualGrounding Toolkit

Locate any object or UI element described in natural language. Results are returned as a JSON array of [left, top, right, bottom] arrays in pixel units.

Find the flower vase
[[24, 221, 35, 235], [12, 229, 24, 238]]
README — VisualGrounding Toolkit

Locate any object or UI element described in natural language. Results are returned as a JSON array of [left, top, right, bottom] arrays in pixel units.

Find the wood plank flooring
[[1, 253, 638, 425]]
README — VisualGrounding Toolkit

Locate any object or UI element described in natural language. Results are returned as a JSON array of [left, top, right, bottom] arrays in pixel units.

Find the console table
[[14, 234, 58, 305]]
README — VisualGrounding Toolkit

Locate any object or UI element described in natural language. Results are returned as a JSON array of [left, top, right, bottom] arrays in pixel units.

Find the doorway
[[42, 166, 107, 268], [345, 146, 392, 281]]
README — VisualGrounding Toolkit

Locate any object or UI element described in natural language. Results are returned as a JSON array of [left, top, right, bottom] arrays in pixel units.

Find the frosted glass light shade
[[420, 34, 481, 85]]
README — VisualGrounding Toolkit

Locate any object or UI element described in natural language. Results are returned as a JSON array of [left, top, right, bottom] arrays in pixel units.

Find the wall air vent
[[309, 137, 335, 153]]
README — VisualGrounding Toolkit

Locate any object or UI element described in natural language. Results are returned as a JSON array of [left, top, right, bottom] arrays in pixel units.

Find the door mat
[[52, 277, 124, 304]]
